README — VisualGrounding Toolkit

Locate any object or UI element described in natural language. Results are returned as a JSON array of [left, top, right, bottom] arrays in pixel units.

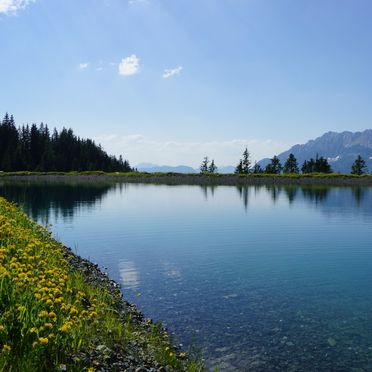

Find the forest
[[0, 114, 132, 172]]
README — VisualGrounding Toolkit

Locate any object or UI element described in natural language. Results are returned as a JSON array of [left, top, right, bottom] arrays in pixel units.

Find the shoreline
[[0, 197, 201, 371], [60, 244, 192, 371], [1, 172, 372, 186]]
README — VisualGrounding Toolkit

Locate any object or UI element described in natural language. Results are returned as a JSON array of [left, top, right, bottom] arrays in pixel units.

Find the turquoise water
[[1, 180, 372, 370]]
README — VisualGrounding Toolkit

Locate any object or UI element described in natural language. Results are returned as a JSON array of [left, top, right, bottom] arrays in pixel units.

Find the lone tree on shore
[[208, 159, 217, 173], [200, 156, 209, 173], [235, 148, 251, 174], [265, 155, 282, 174], [351, 155, 368, 175], [283, 153, 299, 174]]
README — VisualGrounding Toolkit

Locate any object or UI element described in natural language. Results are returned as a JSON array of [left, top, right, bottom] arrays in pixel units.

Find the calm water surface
[[1, 180, 372, 371]]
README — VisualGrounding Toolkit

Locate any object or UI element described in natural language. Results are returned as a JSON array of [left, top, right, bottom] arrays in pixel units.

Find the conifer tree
[[0, 114, 133, 172], [283, 153, 299, 174], [265, 155, 282, 174], [235, 148, 251, 174], [235, 160, 243, 174], [200, 156, 209, 173], [351, 155, 367, 175], [208, 159, 217, 173]]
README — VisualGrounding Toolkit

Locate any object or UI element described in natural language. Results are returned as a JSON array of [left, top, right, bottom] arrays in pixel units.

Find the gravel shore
[[61, 245, 189, 372], [2, 173, 372, 186]]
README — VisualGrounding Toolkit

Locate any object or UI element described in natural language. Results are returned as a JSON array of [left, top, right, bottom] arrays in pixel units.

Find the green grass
[[0, 170, 371, 178], [0, 197, 203, 371]]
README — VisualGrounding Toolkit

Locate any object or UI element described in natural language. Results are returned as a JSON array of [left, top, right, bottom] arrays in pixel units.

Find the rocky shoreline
[[2, 173, 372, 186], [60, 245, 189, 371]]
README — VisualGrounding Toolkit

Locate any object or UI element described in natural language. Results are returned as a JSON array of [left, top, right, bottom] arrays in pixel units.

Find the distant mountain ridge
[[136, 163, 235, 174], [259, 130, 372, 173], [136, 163, 197, 173]]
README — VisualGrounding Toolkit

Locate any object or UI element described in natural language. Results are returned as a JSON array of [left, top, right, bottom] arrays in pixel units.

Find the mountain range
[[136, 130, 372, 174], [258, 130, 372, 173]]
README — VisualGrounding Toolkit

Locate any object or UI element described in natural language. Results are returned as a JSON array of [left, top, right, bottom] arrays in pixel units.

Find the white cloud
[[118, 55, 140, 76], [162, 66, 183, 79], [79, 63, 89, 70], [0, 0, 34, 14], [93, 134, 290, 167]]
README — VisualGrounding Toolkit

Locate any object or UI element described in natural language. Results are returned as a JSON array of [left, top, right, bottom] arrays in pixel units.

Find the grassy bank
[[0, 197, 202, 371], [1, 171, 372, 186]]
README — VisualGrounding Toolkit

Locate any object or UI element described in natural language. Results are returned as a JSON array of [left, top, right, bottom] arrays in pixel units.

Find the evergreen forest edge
[[0, 114, 370, 177]]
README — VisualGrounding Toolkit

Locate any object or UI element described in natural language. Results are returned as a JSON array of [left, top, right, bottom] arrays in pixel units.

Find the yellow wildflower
[[49, 311, 57, 320], [38, 337, 49, 345], [2, 344, 11, 353]]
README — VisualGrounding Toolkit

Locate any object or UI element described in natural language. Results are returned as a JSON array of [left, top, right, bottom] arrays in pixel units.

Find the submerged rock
[[327, 337, 337, 347]]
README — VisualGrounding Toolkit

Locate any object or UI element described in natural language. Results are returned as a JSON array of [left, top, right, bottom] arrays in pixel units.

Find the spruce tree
[[351, 155, 367, 175], [265, 155, 282, 174], [0, 113, 133, 172], [235, 160, 243, 174], [208, 159, 217, 173], [235, 148, 251, 174], [200, 156, 209, 173], [283, 153, 299, 174]]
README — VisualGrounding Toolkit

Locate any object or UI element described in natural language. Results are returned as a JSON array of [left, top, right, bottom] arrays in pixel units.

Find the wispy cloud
[[79, 63, 89, 70], [94, 134, 290, 167], [118, 55, 140, 76], [162, 66, 183, 79], [0, 0, 35, 14], [128, 0, 149, 6]]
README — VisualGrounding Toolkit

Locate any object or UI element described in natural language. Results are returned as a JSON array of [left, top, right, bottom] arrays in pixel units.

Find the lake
[[1, 179, 372, 371]]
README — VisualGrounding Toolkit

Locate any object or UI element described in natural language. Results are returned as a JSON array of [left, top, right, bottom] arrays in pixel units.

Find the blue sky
[[1, 0, 372, 166]]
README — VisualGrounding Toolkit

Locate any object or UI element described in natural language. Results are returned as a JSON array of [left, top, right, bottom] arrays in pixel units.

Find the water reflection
[[200, 185, 216, 200], [236, 185, 249, 209], [301, 185, 330, 203], [0, 180, 115, 224], [2, 180, 372, 370], [119, 260, 140, 290], [1, 181, 372, 224], [231, 184, 372, 218]]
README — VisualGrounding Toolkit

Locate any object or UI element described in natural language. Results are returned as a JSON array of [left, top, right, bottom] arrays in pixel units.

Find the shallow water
[[1, 180, 372, 371]]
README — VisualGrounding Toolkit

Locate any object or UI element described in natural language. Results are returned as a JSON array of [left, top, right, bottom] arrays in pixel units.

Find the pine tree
[[200, 156, 209, 173], [235, 160, 243, 174], [208, 159, 217, 173], [283, 153, 299, 174], [351, 155, 367, 175], [301, 155, 332, 174], [265, 155, 282, 174], [0, 114, 133, 172], [241, 148, 251, 173], [235, 148, 251, 174]]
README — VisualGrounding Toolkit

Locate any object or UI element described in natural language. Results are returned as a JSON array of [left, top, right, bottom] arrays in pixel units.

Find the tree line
[[0, 113, 132, 172], [200, 148, 369, 175]]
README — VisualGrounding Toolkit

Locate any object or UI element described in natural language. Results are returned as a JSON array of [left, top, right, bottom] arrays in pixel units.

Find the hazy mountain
[[218, 165, 236, 174], [136, 163, 235, 174], [259, 130, 372, 173], [136, 163, 197, 173]]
